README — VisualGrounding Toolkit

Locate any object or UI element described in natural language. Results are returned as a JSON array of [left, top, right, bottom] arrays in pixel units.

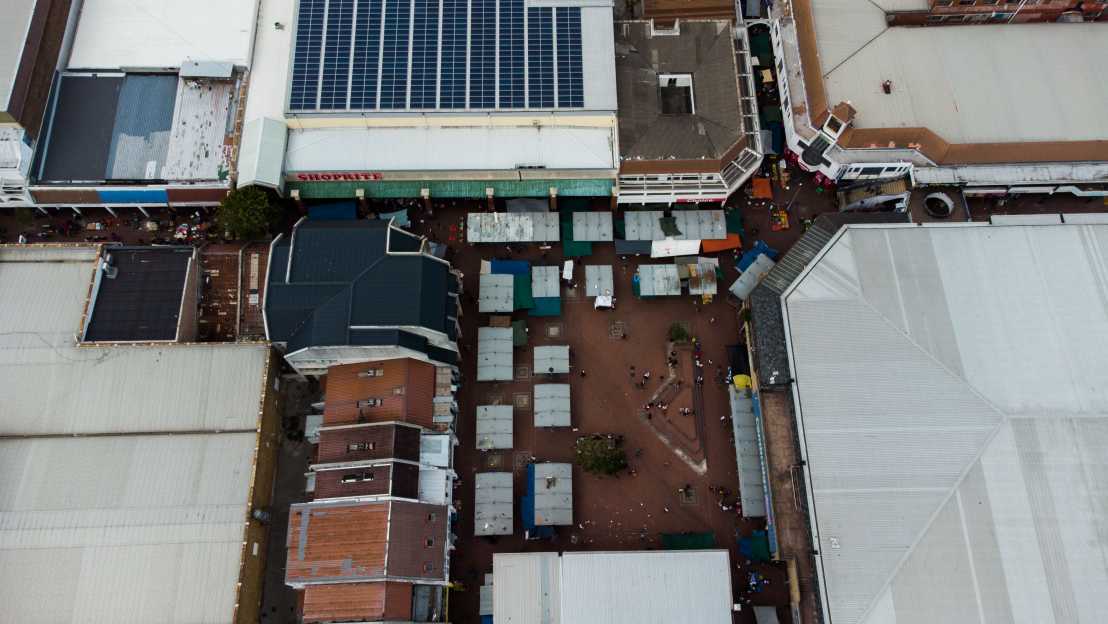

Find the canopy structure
[[683, 259, 719, 296], [475, 472, 514, 536], [730, 387, 768, 518], [534, 345, 570, 375], [532, 266, 560, 298], [467, 212, 561, 243], [651, 239, 701, 258], [534, 384, 571, 427], [624, 210, 726, 241], [531, 463, 573, 526], [477, 327, 513, 381], [729, 254, 775, 301], [673, 210, 727, 240], [572, 212, 614, 241], [476, 405, 514, 449], [624, 211, 666, 240], [584, 265, 614, 298], [479, 274, 515, 313], [636, 264, 681, 296]]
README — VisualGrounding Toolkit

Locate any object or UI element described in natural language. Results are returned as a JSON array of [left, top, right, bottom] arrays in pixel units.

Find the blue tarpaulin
[[379, 208, 410, 226], [521, 463, 554, 539], [308, 201, 357, 220], [490, 259, 531, 275], [738, 241, 779, 272], [529, 297, 562, 317]]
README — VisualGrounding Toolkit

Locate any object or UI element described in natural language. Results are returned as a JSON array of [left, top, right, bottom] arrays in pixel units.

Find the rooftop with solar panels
[[238, 0, 620, 192]]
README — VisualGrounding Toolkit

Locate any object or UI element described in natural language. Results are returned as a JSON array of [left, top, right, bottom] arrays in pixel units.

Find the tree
[[216, 186, 281, 240], [668, 322, 690, 343], [574, 435, 628, 476]]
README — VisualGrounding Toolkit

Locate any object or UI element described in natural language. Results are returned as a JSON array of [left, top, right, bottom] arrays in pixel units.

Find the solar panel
[[527, 7, 554, 108], [555, 7, 584, 108], [288, 0, 587, 112], [440, 0, 467, 108], [470, 0, 496, 108], [350, 0, 383, 108], [320, 0, 354, 109], [410, 0, 440, 108], [290, 0, 325, 110], [498, 0, 525, 108]]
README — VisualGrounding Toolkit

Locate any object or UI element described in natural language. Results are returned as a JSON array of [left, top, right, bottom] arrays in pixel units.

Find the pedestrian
[[710, 317, 717, 324], [720, 415, 727, 422], [580, 369, 586, 377], [707, 359, 713, 366], [643, 370, 651, 380]]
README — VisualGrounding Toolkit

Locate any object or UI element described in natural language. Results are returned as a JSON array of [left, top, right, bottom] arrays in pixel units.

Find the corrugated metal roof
[[476, 406, 514, 450], [479, 274, 515, 313], [624, 210, 665, 240], [784, 223, 1108, 624], [236, 117, 287, 190], [584, 265, 613, 298], [729, 387, 766, 518], [477, 327, 513, 381], [533, 384, 571, 428], [162, 77, 234, 181], [467, 212, 562, 243], [637, 264, 681, 296], [533, 346, 570, 375], [532, 463, 572, 525], [673, 210, 727, 240], [493, 550, 732, 624], [0, 433, 256, 624], [475, 472, 514, 536], [105, 74, 176, 179], [0, 246, 268, 435], [532, 265, 561, 298], [572, 212, 614, 242]]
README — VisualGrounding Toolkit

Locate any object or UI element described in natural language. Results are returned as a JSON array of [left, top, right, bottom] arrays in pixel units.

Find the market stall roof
[[477, 327, 513, 381], [479, 274, 515, 313], [467, 212, 561, 243], [624, 210, 666, 240], [532, 266, 560, 298], [532, 462, 573, 526], [651, 239, 701, 258], [729, 254, 776, 301], [572, 212, 614, 242], [534, 345, 570, 375], [673, 210, 727, 240], [475, 472, 514, 536], [476, 405, 514, 450], [686, 261, 719, 296], [637, 264, 682, 296], [584, 265, 614, 298], [534, 384, 571, 427], [730, 387, 767, 518]]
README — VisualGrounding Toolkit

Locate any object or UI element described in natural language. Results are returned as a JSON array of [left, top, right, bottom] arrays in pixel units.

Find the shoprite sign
[[291, 172, 383, 182]]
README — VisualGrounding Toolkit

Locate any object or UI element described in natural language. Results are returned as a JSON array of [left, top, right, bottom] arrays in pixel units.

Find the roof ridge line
[[844, 290, 1014, 624], [822, 26, 889, 81]]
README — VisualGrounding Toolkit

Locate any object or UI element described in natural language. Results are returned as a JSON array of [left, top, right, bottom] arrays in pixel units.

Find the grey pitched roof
[[615, 20, 743, 162], [750, 213, 910, 385], [266, 220, 457, 355]]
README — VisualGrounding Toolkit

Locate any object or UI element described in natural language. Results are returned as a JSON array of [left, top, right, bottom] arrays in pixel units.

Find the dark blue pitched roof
[[266, 220, 456, 359]]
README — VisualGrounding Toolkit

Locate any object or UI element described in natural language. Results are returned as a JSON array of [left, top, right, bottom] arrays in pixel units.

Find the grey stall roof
[[467, 212, 561, 243], [534, 384, 571, 427], [532, 265, 560, 298], [584, 265, 614, 298], [479, 273, 515, 313], [534, 345, 570, 375], [572, 212, 614, 242], [730, 387, 767, 518], [532, 463, 573, 526], [673, 210, 727, 240], [477, 405, 514, 450], [475, 472, 514, 536], [637, 264, 681, 296], [477, 327, 513, 381], [624, 211, 666, 241]]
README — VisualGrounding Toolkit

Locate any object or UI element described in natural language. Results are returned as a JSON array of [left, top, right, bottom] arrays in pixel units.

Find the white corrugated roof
[[532, 265, 561, 298], [813, 16, 1108, 144], [476, 405, 514, 450], [623, 211, 665, 240], [533, 384, 571, 428], [532, 462, 572, 526], [584, 265, 613, 298], [637, 264, 681, 296], [237, 117, 288, 190], [479, 273, 515, 313], [783, 223, 1108, 624], [572, 212, 614, 241], [0, 246, 269, 435], [66, 0, 258, 69], [493, 550, 732, 624], [730, 387, 766, 518], [477, 326, 514, 381], [475, 472, 514, 536], [0, 432, 257, 623], [468, 212, 562, 243], [1, 0, 36, 108], [534, 346, 570, 375]]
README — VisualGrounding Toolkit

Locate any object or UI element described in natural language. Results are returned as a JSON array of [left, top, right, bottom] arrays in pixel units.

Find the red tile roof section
[[301, 582, 413, 623], [324, 359, 437, 428], [316, 424, 422, 464]]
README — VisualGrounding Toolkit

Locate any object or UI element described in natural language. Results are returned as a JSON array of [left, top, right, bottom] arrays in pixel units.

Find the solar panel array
[[290, 0, 587, 112]]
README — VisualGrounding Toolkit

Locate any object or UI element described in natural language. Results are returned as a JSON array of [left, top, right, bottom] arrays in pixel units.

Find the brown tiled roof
[[643, 0, 735, 21], [317, 423, 422, 464], [324, 359, 436, 428], [312, 462, 420, 500], [286, 500, 447, 585], [302, 582, 413, 623]]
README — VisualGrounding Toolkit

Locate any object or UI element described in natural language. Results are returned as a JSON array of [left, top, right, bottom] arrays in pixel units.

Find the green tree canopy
[[216, 186, 281, 240], [574, 435, 628, 476]]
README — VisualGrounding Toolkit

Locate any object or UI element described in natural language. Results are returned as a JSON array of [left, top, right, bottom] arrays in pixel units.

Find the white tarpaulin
[[651, 239, 701, 258]]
